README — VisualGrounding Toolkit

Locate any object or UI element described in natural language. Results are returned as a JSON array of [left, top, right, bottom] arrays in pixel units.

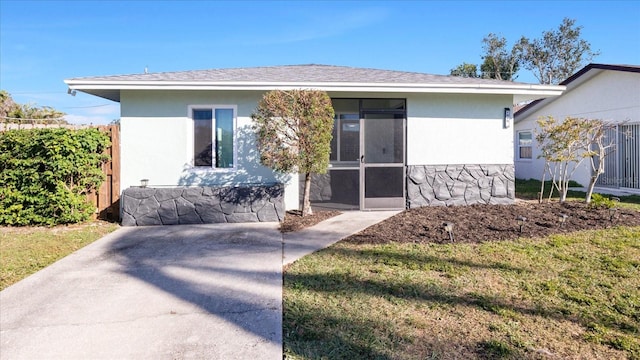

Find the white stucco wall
[[514, 70, 640, 187], [405, 93, 514, 165], [119, 90, 516, 210], [119, 90, 298, 209]]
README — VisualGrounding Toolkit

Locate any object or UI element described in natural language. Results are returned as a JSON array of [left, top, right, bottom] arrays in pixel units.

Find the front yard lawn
[[284, 225, 640, 359], [515, 179, 640, 211], [0, 222, 119, 290]]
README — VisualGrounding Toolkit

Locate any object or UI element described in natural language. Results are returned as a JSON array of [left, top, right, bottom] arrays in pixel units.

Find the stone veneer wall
[[121, 184, 284, 226], [302, 173, 332, 201], [407, 164, 514, 208]]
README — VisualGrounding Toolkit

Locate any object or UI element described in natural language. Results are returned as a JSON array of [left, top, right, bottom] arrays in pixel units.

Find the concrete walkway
[[0, 211, 397, 359], [569, 186, 640, 197], [283, 211, 400, 266]]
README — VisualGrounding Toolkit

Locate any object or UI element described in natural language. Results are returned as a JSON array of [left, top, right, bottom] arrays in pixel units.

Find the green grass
[[516, 178, 640, 211], [283, 227, 640, 359], [0, 222, 119, 290]]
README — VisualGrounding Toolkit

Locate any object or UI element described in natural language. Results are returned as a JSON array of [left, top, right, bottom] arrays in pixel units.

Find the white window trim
[[187, 104, 238, 172], [516, 130, 533, 161]]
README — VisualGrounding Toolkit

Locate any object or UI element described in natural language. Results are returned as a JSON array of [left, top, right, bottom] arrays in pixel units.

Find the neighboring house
[[65, 65, 563, 225], [514, 64, 640, 194]]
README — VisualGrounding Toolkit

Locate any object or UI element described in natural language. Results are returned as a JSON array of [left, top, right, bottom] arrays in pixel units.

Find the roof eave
[[65, 80, 564, 102]]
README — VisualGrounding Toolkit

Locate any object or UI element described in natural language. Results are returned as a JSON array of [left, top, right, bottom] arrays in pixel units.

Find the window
[[518, 131, 532, 159], [191, 106, 235, 168]]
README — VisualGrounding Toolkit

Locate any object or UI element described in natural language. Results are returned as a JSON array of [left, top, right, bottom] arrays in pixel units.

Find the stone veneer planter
[[407, 164, 514, 208], [121, 184, 284, 226]]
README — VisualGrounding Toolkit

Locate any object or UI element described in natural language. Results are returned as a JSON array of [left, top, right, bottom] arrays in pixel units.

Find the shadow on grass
[[284, 306, 402, 360], [283, 237, 639, 358], [345, 246, 530, 274]]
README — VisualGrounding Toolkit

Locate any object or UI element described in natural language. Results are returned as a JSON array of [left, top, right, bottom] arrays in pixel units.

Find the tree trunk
[[586, 156, 605, 204], [585, 175, 597, 204], [539, 162, 548, 203], [548, 165, 557, 202], [559, 163, 568, 203], [302, 172, 313, 216]]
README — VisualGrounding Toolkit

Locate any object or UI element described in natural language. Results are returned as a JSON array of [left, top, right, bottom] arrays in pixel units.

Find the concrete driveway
[[0, 223, 283, 360]]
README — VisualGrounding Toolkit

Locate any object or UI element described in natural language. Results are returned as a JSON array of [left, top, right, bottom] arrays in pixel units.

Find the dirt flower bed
[[346, 201, 640, 244], [280, 210, 342, 233]]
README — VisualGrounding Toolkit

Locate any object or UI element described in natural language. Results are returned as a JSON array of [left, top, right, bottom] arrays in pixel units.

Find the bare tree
[[536, 116, 592, 202], [536, 116, 619, 203], [584, 120, 618, 203]]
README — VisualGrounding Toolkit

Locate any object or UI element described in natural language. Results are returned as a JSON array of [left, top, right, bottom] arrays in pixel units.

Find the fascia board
[[515, 77, 590, 122], [65, 80, 565, 97]]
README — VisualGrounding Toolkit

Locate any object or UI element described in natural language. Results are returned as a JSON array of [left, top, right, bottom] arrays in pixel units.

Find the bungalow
[[65, 65, 564, 225], [514, 64, 640, 194]]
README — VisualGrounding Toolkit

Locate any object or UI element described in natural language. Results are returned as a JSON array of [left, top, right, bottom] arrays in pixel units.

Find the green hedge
[[0, 128, 111, 225]]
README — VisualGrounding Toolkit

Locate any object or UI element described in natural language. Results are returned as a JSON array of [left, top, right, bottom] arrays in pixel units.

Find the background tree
[[479, 33, 522, 81], [0, 90, 18, 119], [520, 18, 599, 84], [451, 34, 522, 80], [449, 63, 479, 78], [251, 89, 335, 216], [451, 18, 597, 84], [0, 90, 67, 124]]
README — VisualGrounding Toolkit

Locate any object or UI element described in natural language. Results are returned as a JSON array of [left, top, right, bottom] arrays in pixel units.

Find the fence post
[[89, 125, 120, 222]]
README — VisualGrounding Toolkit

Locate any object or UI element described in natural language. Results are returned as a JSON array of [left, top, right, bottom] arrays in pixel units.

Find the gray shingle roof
[[68, 64, 522, 85]]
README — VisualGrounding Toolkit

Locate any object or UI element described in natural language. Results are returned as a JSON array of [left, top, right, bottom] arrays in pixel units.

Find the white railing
[[597, 123, 640, 190]]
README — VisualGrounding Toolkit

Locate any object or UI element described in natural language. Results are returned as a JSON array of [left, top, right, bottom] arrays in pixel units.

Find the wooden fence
[[86, 125, 121, 222]]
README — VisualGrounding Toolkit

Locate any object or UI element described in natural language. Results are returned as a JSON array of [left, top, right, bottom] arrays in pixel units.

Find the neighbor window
[[192, 106, 235, 168], [518, 131, 532, 159]]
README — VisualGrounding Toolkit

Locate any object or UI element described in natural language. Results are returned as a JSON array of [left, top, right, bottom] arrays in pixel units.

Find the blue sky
[[1, 0, 639, 124]]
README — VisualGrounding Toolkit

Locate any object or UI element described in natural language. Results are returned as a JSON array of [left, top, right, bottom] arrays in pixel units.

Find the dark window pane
[[330, 117, 337, 161], [215, 109, 234, 168], [331, 99, 359, 113], [193, 109, 212, 167], [520, 146, 532, 159], [340, 114, 359, 121], [340, 116, 360, 161], [361, 99, 405, 110]]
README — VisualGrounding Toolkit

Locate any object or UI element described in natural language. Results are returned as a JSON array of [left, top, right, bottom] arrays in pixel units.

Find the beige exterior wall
[[514, 70, 640, 187]]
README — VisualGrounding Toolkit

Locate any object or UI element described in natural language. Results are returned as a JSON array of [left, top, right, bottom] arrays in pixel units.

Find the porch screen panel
[[193, 109, 213, 167], [364, 167, 404, 198]]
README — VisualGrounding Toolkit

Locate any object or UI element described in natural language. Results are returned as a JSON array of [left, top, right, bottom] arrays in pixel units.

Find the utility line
[[62, 104, 116, 109], [1, 116, 66, 121]]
